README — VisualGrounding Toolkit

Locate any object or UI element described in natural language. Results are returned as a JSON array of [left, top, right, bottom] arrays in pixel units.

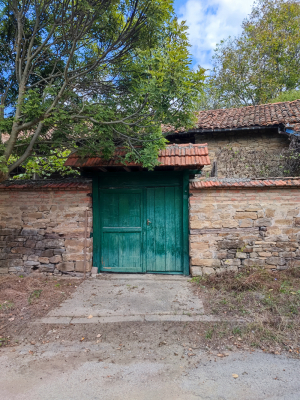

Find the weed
[[0, 337, 9, 347], [28, 289, 42, 304], [232, 326, 242, 335], [0, 301, 14, 311], [55, 283, 61, 287], [205, 328, 214, 339]]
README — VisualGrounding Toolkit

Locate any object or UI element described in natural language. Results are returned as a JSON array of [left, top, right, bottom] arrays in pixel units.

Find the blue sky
[[172, 0, 255, 71]]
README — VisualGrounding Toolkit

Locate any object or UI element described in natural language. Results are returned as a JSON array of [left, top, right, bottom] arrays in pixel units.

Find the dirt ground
[[1, 273, 300, 399], [0, 271, 299, 358], [0, 274, 82, 346], [192, 267, 300, 357]]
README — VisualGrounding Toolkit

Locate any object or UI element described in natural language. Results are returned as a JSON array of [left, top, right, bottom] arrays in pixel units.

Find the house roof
[[163, 99, 300, 134], [190, 177, 300, 189], [64, 143, 210, 169]]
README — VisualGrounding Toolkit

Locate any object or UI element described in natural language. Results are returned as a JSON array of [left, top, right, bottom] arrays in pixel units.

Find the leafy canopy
[[205, 0, 300, 108], [0, 0, 205, 178]]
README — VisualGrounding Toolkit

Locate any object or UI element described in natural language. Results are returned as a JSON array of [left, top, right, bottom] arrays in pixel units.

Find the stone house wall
[[195, 130, 290, 177], [189, 184, 300, 276], [0, 182, 93, 276]]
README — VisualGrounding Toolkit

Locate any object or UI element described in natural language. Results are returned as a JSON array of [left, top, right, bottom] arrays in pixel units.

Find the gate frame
[[92, 171, 192, 276]]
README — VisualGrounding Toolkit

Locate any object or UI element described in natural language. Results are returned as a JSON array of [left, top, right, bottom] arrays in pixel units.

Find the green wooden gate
[[93, 172, 189, 275]]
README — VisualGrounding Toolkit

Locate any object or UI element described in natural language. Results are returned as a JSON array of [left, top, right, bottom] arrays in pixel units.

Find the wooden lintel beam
[[99, 167, 107, 172], [123, 167, 131, 172]]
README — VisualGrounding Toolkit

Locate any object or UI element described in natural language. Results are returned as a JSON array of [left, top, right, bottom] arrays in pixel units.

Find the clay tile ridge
[[162, 99, 300, 133], [65, 143, 210, 168], [0, 179, 92, 190], [190, 178, 300, 189]]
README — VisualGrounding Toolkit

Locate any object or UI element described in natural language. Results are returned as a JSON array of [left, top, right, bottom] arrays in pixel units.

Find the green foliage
[[206, 0, 300, 108], [0, 1, 205, 176], [9, 150, 79, 180], [270, 89, 300, 103]]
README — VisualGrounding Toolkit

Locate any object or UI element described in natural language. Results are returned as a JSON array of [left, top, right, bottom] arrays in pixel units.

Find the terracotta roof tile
[[0, 179, 92, 190], [65, 143, 210, 169], [190, 177, 300, 189], [163, 99, 300, 133]]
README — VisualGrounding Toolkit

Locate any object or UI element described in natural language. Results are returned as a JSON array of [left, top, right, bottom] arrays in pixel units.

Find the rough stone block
[[222, 220, 239, 228], [265, 209, 275, 218], [38, 257, 49, 264], [40, 249, 54, 257], [190, 266, 202, 276], [258, 252, 272, 257], [24, 261, 40, 267], [202, 267, 215, 275], [11, 247, 32, 255], [243, 258, 265, 267], [236, 252, 247, 259], [191, 258, 220, 267], [39, 264, 55, 272], [294, 218, 300, 226], [21, 228, 38, 236], [235, 212, 257, 220], [190, 220, 212, 229], [57, 262, 74, 272], [26, 212, 43, 219], [49, 255, 62, 264], [217, 250, 228, 259], [54, 248, 65, 254], [255, 218, 272, 227], [239, 219, 253, 228], [190, 242, 209, 250], [266, 257, 285, 266], [75, 260, 92, 272], [218, 240, 244, 250], [28, 255, 39, 262], [223, 259, 241, 266], [42, 239, 64, 248], [0, 267, 8, 274]]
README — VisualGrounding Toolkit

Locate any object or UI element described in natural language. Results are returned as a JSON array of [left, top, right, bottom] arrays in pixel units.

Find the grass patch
[[28, 289, 42, 304], [0, 301, 14, 311], [192, 267, 300, 355]]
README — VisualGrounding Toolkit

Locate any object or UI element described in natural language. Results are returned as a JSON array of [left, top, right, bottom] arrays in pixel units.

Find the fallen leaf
[[87, 315, 93, 319], [96, 334, 101, 338], [232, 374, 239, 379], [217, 354, 224, 357], [290, 292, 296, 295], [8, 317, 14, 322], [80, 337, 85, 342]]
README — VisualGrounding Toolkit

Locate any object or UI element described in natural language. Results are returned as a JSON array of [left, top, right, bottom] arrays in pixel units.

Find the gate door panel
[[145, 187, 183, 273], [99, 189, 143, 273]]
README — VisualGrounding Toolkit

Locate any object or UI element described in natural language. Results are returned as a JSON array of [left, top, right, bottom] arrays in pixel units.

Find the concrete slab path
[[39, 274, 205, 324]]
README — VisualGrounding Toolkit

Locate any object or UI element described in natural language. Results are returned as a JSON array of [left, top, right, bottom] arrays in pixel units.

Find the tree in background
[[205, 0, 300, 109], [0, 0, 204, 180]]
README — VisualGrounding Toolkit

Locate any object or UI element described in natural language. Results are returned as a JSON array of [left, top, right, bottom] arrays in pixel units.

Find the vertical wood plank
[[182, 171, 190, 276], [154, 187, 166, 272], [174, 185, 183, 272], [165, 187, 175, 272]]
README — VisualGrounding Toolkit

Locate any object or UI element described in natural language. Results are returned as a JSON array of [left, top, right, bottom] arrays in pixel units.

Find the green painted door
[[145, 187, 183, 273], [99, 189, 143, 273], [95, 173, 187, 274]]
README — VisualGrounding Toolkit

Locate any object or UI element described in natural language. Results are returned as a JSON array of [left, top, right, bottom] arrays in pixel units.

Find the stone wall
[[195, 130, 289, 178], [189, 185, 300, 276], [0, 182, 93, 276]]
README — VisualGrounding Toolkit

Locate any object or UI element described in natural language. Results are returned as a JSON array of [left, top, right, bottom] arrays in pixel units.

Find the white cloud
[[177, 0, 254, 70]]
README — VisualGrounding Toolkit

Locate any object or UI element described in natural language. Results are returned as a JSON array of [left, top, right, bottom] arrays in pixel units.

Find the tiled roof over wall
[[65, 143, 210, 168], [163, 99, 300, 133], [0, 179, 92, 190], [190, 177, 300, 189]]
